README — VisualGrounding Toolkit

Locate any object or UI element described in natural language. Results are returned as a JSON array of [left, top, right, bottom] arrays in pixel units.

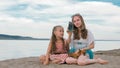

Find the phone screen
[[68, 22, 73, 31]]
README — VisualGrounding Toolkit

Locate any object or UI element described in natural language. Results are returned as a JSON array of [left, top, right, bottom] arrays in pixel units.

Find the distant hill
[[0, 34, 49, 40]]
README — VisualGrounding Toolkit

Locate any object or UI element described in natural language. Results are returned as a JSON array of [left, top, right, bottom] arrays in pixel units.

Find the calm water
[[0, 40, 120, 61]]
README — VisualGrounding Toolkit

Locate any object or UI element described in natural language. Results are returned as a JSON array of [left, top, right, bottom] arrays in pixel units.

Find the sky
[[0, 0, 120, 40]]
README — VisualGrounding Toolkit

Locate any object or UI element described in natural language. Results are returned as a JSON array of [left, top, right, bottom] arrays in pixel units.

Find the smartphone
[[68, 22, 74, 31]]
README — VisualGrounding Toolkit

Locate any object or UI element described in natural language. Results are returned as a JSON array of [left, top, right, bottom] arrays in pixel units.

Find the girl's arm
[[83, 30, 94, 50], [65, 40, 69, 53], [43, 40, 52, 65], [88, 41, 94, 49], [66, 31, 72, 44], [83, 41, 94, 51]]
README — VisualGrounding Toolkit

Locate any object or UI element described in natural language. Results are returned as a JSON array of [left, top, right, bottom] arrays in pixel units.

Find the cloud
[[0, 0, 120, 40], [0, 13, 55, 38], [0, 0, 17, 9]]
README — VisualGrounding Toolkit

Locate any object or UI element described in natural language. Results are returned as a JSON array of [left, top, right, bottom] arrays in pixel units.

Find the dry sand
[[0, 49, 120, 68]]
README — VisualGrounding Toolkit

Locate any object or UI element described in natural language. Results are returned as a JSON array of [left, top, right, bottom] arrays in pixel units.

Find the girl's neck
[[56, 37, 62, 41], [56, 39, 63, 43]]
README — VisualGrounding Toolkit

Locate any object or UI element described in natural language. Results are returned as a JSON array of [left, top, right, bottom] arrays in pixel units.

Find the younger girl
[[40, 25, 69, 65]]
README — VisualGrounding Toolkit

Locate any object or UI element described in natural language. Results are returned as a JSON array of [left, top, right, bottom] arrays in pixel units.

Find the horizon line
[[1, 39, 120, 41]]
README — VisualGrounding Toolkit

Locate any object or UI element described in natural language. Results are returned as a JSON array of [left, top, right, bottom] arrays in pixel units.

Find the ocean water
[[0, 40, 120, 61]]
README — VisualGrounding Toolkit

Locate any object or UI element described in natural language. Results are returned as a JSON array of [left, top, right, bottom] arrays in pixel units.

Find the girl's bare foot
[[97, 58, 108, 64], [52, 60, 61, 64]]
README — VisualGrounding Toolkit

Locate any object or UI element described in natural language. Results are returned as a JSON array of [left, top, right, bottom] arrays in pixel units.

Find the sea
[[0, 40, 120, 61]]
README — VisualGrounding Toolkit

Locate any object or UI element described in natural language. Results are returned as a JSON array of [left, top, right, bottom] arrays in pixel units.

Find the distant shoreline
[[0, 34, 120, 41], [0, 39, 50, 40], [0, 39, 120, 41], [95, 40, 120, 41]]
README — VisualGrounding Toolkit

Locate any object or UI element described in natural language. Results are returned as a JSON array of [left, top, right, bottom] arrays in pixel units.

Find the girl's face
[[54, 27, 64, 38], [73, 16, 82, 28]]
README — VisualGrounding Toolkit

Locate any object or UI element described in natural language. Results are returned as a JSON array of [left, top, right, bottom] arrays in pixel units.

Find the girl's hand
[[66, 30, 72, 44], [81, 48, 87, 51], [67, 30, 72, 35], [74, 49, 80, 54]]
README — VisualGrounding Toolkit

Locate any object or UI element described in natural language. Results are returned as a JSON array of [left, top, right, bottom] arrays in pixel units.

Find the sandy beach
[[0, 49, 120, 68]]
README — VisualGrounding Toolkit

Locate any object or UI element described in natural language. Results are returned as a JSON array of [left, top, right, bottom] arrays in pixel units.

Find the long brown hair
[[72, 13, 87, 40], [50, 25, 68, 54]]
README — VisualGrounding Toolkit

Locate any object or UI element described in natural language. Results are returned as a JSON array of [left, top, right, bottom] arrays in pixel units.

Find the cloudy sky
[[0, 0, 120, 40]]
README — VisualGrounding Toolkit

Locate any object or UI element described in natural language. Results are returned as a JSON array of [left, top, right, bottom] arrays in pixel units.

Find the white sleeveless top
[[70, 30, 94, 50]]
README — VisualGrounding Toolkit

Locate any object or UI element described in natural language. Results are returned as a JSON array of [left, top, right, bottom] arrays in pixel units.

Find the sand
[[0, 49, 120, 68]]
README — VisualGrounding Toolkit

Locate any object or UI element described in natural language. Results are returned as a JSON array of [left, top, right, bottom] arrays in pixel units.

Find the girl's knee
[[40, 55, 46, 63], [65, 58, 71, 64], [86, 49, 94, 59], [40, 55, 45, 59]]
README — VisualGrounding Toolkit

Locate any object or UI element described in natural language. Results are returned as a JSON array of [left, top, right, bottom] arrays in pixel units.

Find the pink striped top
[[55, 42, 67, 53]]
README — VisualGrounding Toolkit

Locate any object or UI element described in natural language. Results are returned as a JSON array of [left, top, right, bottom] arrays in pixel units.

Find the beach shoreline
[[0, 49, 120, 68]]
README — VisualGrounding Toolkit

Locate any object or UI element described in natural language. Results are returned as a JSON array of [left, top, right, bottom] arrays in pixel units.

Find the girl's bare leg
[[77, 55, 108, 66], [77, 55, 97, 66], [96, 58, 108, 64], [66, 57, 77, 64]]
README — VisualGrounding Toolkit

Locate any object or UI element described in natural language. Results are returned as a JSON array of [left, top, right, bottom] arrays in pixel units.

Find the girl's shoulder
[[86, 29, 94, 39], [87, 29, 92, 32]]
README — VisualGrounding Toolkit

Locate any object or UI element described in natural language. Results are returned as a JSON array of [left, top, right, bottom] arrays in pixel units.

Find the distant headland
[[0, 34, 49, 40], [0, 34, 120, 41]]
